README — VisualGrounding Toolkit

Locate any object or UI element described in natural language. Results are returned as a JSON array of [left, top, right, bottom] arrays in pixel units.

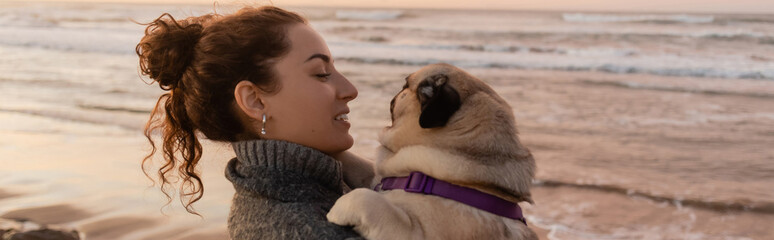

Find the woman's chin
[[320, 134, 353, 155], [338, 134, 355, 151]]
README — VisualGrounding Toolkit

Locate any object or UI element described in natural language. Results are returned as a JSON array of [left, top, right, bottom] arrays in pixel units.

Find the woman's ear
[[234, 80, 266, 120]]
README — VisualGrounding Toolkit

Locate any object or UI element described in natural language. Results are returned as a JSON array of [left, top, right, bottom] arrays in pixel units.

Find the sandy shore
[[0, 129, 233, 240], [2, 62, 773, 239]]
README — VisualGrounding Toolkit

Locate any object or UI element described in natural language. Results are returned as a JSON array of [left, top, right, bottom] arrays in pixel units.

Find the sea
[[1, 1, 773, 239]]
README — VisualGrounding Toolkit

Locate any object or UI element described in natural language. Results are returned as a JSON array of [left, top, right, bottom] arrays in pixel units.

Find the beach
[[1, 2, 773, 239]]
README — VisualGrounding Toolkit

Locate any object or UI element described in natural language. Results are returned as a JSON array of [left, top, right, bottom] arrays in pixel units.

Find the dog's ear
[[417, 74, 461, 128]]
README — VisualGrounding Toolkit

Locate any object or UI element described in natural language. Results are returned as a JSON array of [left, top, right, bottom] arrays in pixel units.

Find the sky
[[27, 0, 774, 14]]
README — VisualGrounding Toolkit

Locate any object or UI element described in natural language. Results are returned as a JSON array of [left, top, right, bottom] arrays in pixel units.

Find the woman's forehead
[[285, 24, 330, 63]]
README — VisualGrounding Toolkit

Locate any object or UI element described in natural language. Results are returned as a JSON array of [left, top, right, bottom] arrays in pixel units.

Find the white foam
[[335, 10, 403, 21], [562, 13, 715, 24], [0, 26, 141, 54]]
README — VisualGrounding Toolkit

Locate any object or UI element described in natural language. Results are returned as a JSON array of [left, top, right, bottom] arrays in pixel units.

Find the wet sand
[[2, 62, 773, 239]]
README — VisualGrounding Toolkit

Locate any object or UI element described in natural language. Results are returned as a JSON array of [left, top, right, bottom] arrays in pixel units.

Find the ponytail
[[136, 6, 306, 215], [137, 13, 212, 215]]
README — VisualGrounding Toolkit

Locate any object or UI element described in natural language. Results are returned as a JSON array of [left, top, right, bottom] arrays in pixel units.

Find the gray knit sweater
[[225, 139, 364, 240]]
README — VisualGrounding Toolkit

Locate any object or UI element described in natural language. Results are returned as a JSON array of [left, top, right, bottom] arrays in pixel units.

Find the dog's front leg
[[327, 188, 420, 240]]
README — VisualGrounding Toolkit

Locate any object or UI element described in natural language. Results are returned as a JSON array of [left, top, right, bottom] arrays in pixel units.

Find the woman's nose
[[337, 72, 358, 102]]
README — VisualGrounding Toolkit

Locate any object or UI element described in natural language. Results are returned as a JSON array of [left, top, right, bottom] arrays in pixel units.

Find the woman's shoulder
[[229, 193, 363, 239]]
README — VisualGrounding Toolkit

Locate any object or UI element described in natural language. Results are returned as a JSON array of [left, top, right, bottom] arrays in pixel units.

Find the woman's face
[[260, 23, 358, 155]]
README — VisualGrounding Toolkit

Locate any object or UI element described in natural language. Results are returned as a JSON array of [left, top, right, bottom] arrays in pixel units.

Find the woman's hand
[[332, 151, 376, 189]]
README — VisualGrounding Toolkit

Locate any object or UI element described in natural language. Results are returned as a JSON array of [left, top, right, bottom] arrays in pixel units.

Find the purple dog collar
[[375, 171, 527, 225]]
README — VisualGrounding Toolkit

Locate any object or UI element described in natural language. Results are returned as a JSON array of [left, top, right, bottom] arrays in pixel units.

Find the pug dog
[[327, 63, 537, 240]]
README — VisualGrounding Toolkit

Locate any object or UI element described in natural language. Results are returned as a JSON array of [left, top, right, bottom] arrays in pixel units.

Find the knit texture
[[226, 139, 363, 240]]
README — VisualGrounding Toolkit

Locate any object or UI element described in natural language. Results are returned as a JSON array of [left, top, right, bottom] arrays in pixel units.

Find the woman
[[136, 6, 373, 239]]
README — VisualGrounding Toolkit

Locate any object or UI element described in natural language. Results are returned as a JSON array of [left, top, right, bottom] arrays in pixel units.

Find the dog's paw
[[326, 202, 356, 227], [327, 188, 379, 227], [326, 205, 354, 227]]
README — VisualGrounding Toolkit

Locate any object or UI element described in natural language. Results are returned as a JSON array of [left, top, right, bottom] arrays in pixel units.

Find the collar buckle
[[404, 171, 434, 194]]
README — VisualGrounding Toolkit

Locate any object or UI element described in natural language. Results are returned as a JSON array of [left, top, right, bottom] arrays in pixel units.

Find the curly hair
[[135, 6, 306, 215]]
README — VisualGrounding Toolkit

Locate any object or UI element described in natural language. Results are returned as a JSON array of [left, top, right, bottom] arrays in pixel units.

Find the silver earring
[[261, 114, 267, 135]]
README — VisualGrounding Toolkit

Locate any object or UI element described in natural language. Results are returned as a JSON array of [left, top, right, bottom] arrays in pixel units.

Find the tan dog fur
[[328, 63, 537, 240]]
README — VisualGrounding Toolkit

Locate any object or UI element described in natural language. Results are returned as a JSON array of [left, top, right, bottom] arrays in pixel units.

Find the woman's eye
[[315, 73, 332, 81]]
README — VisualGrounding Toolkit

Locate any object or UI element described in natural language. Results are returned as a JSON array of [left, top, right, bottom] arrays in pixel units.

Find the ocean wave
[[77, 103, 151, 114], [698, 32, 774, 44], [579, 80, 774, 98], [562, 13, 715, 24], [715, 15, 774, 24], [330, 25, 772, 45], [0, 7, 130, 28], [594, 64, 774, 80], [533, 179, 774, 214], [335, 10, 404, 21], [337, 57, 774, 80], [0, 27, 138, 54], [0, 12, 57, 28], [334, 41, 639, 57]]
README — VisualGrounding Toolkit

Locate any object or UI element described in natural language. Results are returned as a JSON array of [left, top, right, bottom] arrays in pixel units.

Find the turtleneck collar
[[226, 139, 347, 201]]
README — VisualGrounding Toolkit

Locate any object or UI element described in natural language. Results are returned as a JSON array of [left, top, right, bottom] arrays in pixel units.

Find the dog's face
[[380, 66, 460, 151], [388, 67, 461, 130], [378, 63, 535, 203], [380, 63, 526, 161]]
